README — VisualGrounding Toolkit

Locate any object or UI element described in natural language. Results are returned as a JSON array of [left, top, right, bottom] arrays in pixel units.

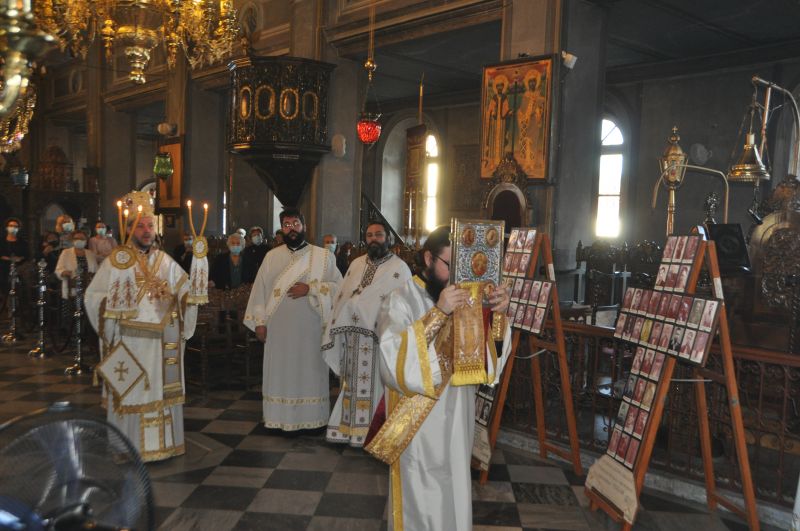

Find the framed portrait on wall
[[480, 55, 555, 180], [155, 138, 183, 214]]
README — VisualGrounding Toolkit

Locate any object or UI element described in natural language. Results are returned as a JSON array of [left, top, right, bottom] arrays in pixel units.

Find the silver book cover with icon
[[449, 218, 505, 303]]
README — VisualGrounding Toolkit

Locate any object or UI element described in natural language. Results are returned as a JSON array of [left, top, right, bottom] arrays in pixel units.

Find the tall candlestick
[[117, 200, 124, 242], [186, 200, 196, 237], [126, 206, 143, 245], [200, 203, 209, 236]]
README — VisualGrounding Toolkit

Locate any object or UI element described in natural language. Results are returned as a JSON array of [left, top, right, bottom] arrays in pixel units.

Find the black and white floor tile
[[0, 336, 780, 531]]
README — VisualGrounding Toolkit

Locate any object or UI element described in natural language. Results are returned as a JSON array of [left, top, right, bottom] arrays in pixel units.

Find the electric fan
[[0, 402, 154, 530]]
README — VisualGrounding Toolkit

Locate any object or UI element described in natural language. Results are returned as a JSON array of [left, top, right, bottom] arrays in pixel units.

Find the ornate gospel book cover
[[450, 218, 505, 300]]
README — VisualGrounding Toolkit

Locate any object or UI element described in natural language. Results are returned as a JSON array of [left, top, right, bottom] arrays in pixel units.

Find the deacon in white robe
[[322, 221, 411, 445], [244, 209, 341, 431], [86, 207, 198, 462], [369, 226, 511, 531]]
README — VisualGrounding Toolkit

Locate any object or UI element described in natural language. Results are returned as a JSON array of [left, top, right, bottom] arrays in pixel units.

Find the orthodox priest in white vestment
[[86, 191, 202, 462], [244, 209, 341, 431], [366, 226, 512, 531], [322, 221, 411, 446]]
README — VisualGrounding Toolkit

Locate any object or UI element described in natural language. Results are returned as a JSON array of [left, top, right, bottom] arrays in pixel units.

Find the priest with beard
[[322, 220, 411, 446], [244, 208, 341, 432], [366, 225, 512, 530]]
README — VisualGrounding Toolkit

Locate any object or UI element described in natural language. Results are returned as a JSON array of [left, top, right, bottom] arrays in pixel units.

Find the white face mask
[[251, 235, 263, 246], [96, 227, 106, 236], [6, 226, 18, 235], [73, 240, 87, 249], [325, 243, 337, 253], [62, 222, 74, 233], [184, 238, 193, 246]]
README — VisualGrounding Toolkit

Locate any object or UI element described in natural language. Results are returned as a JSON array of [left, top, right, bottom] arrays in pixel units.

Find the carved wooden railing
[[502, 320, 799, 508]]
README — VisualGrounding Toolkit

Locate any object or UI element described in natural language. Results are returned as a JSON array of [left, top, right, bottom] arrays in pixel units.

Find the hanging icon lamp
[[357, 3, 382, 145]]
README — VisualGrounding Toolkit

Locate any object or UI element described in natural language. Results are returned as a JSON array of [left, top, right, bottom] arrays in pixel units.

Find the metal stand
[[2, 261, 19, 343], [28, 260, 49, 358], [65, 262, 90, 375]]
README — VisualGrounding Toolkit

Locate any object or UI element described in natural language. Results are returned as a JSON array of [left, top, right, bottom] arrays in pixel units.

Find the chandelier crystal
[[0, 85, 36, 153], [0, 0, 55, 117], [34, 0, 240, 85]]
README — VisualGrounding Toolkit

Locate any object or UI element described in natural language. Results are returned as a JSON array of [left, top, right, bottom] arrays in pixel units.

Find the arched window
[[595, 118, 624, 238], [425, 133, 439, 232]]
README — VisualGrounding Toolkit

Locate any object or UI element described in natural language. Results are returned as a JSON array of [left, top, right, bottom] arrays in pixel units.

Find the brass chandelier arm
[[652, 162, 729, 224], [752, 76, 800, 176]]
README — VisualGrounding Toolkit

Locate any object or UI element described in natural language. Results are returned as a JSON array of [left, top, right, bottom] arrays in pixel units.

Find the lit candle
[[186, 200, 196, 237], [116, 200, 124, 242], [199, 203, 209, 236]]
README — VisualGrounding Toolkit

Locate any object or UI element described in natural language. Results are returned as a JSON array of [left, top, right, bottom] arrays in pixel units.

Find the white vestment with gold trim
[[377, 277, 511, 531], [244, 244, 341, 430], [322, 253, 410, 446], [85, 249, 197, 462]]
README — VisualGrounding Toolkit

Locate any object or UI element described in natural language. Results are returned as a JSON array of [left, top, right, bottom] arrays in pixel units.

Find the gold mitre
[[121, 190, 155, 217]]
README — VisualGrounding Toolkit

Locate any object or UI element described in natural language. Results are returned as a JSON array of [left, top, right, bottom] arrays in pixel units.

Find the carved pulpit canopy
[[227, 56, 335, 206]]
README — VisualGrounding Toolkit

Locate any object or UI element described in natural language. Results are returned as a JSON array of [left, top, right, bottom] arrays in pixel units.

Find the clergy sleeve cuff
[[420, 306, 449, 345], [492, 312, 507, 341]]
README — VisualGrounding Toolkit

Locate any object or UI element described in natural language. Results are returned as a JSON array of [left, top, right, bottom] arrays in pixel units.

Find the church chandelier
[[34, 0, 240, 85], [0, 85, 36, 154]]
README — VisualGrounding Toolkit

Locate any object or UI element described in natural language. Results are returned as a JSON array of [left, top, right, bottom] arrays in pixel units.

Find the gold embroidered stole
[[365, 318, 454, 465]]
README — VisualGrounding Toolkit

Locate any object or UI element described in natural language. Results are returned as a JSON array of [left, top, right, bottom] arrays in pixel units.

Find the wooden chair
[[223, 283, 261, 390], [185, 287, 229, 396]]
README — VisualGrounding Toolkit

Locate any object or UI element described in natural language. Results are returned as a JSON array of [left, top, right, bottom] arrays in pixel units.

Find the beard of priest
[[367, 238, 390, 261], [129, 216, 156, 251], [367, 225, 513, 531], [284, 226, 306, 250]]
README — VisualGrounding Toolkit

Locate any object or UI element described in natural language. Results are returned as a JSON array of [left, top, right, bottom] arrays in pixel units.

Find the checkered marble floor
[[0, 336, 779, 531]]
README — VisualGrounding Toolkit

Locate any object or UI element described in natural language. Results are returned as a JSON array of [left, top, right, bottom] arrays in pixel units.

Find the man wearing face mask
[[367, 225, 512, 531], [171, 232, 194, 273], [210, 233, 245, 290], [88, 221, 117, 263], [56, 214, 75, 250], [245, 207, 342, 433], [242, 226, 268, 284], [322, 233, 347, 276], [0, 218, 28, 295], [321, 221, 411, 446], [55, 229, 98, 299]]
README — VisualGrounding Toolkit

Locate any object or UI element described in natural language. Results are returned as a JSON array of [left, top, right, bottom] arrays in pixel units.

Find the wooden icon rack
[[480, 231, 583, 484], [584, 239, 759, 530]]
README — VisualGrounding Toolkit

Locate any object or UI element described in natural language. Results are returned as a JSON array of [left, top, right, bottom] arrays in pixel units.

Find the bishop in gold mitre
[[85, 190, 200, 462]]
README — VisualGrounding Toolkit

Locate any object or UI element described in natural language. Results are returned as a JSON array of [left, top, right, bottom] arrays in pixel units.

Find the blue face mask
[[62, 222, 74, 233], [230, 244, 243, 255]]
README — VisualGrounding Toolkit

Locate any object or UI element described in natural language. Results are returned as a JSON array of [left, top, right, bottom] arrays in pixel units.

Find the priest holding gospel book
[[366, 225, 512, 531]]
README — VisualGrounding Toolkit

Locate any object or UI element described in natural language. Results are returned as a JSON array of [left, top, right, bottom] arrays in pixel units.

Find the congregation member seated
[[210, 233, 245, 290]]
